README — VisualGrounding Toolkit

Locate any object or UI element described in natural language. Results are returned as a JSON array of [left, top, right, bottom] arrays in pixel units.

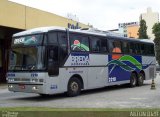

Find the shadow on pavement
[[11, 83, 151, 102]]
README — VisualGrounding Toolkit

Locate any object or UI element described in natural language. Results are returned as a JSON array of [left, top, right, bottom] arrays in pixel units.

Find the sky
[[9, 0, 160, 30]]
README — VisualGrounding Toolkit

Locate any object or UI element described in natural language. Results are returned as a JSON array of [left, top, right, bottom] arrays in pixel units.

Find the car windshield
[[8, 46, 45, 71]]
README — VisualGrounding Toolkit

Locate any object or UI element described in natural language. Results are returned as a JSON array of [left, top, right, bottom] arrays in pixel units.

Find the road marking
[[130, 98, 147, 100]]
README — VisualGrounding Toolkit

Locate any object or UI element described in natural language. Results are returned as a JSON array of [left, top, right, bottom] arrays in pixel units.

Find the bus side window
[[112, 41, 122, 53], [70, 34, 89, 52], [58, 32, 68, 65], [140, 44, 145, 55], [122, 42, 129, 54], [129, 42, 136, 54], [90, 37, 101, 52], [150, 45, 155, 56], [100, 39, 108, 53], [147, 44, 155, 56], [48, 32, 58, 44], [135, 44, 141, 55], [48, 47, 58, 62]]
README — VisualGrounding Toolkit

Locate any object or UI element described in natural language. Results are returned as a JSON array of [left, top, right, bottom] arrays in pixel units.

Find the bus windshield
[[8, 46, 45, 71]]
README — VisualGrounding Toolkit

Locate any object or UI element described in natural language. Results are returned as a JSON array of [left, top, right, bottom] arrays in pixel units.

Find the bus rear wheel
[[67, 77, 82, 97], [137, 73, 144, 86], [130, 73, 137, 87]]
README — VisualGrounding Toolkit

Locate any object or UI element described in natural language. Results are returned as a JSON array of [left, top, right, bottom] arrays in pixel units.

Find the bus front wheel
[[130, 73, 137, 87], [67, 77, 82, 97]]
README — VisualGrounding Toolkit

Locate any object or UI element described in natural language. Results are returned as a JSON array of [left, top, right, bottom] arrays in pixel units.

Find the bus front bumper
[[8, 83, 46, 94]]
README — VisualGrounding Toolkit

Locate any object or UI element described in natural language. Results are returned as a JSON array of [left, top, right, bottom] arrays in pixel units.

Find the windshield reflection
[[9, 46, 45, 71]]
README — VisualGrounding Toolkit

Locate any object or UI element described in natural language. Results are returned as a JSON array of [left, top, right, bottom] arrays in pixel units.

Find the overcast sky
[[9, 0, 160, 30]]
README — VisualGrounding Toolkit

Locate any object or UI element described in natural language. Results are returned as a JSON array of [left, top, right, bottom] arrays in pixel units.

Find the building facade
[[140, 7, 159, 39], [118, 22, 139, 38], [127, 25, 139, 38], [0, 0, 90, 82]]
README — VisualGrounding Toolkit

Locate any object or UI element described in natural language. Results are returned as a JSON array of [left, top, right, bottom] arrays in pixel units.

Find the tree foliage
[[152, 23, 160, 65], [138, 20, 148, 39]]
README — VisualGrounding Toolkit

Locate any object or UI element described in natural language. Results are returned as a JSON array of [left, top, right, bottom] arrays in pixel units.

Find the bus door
[[88, 37, 108, 88]]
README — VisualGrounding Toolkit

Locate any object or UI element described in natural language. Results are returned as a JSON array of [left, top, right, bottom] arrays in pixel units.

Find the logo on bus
[[14, 37, 25, 44], [71, 53, 90, 66], [108, 77, 117, 83]]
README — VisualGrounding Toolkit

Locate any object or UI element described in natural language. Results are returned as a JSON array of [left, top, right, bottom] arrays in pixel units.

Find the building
[[118, 22, 139, 38], [140, 7, 159, 39], [0, 0, 90, 82], [127, 25, 139, 38]]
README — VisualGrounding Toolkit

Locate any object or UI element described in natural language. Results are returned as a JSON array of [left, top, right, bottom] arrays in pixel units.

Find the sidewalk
[[0, 83, 8, 90]]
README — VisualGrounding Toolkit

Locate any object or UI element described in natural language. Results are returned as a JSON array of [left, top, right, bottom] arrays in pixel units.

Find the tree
[[152, 23, 160, 65], [138, 19, 148, 39]]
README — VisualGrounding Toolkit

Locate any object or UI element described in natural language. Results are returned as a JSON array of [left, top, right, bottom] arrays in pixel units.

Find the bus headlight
[[8, 85, 13, 88], [32, 86, 38, 90]]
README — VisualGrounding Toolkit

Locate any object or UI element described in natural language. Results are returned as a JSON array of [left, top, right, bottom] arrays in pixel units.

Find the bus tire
[[130, 73, 137, 87], [137, 73, 144, 86], [67, 77, 82, 97]]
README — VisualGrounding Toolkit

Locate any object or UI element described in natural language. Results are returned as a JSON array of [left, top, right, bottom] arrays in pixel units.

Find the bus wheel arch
[[67, 74, 83, 97], [137, 70, 145, 86], [130, 71, 138, 87]]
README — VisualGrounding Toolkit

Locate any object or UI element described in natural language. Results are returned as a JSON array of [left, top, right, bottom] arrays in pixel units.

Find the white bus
[[7, 27, 156, 96]]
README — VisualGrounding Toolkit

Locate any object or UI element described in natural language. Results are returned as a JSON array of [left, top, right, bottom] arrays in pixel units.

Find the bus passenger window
[[91, 37, 100, 52], [58, 32, 68, 64], [101, 39, 108, 53], [129, 43, 136, 54], [112, 41, 122, 53], [122, 42, 129, 54], [49, 47, 58, 62], [70, 34, 89, 52], [48, 32, 58, 44], [135, 44, 141, 55]]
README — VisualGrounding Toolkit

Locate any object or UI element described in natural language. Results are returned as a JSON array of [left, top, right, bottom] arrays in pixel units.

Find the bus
[[7, 27, 156, 96]]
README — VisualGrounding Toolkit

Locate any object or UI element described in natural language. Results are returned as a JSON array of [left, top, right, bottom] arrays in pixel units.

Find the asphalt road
[[0, 74, 160, 108]]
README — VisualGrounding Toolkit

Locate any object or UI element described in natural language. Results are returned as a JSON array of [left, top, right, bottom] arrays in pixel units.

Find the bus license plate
[[19, 84, 25, 89]]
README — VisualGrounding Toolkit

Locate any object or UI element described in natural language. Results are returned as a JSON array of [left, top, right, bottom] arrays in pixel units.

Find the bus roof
[[13, 26, 154, 44], [13, 26, 66, 37]]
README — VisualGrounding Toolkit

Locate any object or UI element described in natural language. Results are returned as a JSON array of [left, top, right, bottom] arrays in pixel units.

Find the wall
[[0, 0, 90, 30], [127, 25, 139, 38]]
